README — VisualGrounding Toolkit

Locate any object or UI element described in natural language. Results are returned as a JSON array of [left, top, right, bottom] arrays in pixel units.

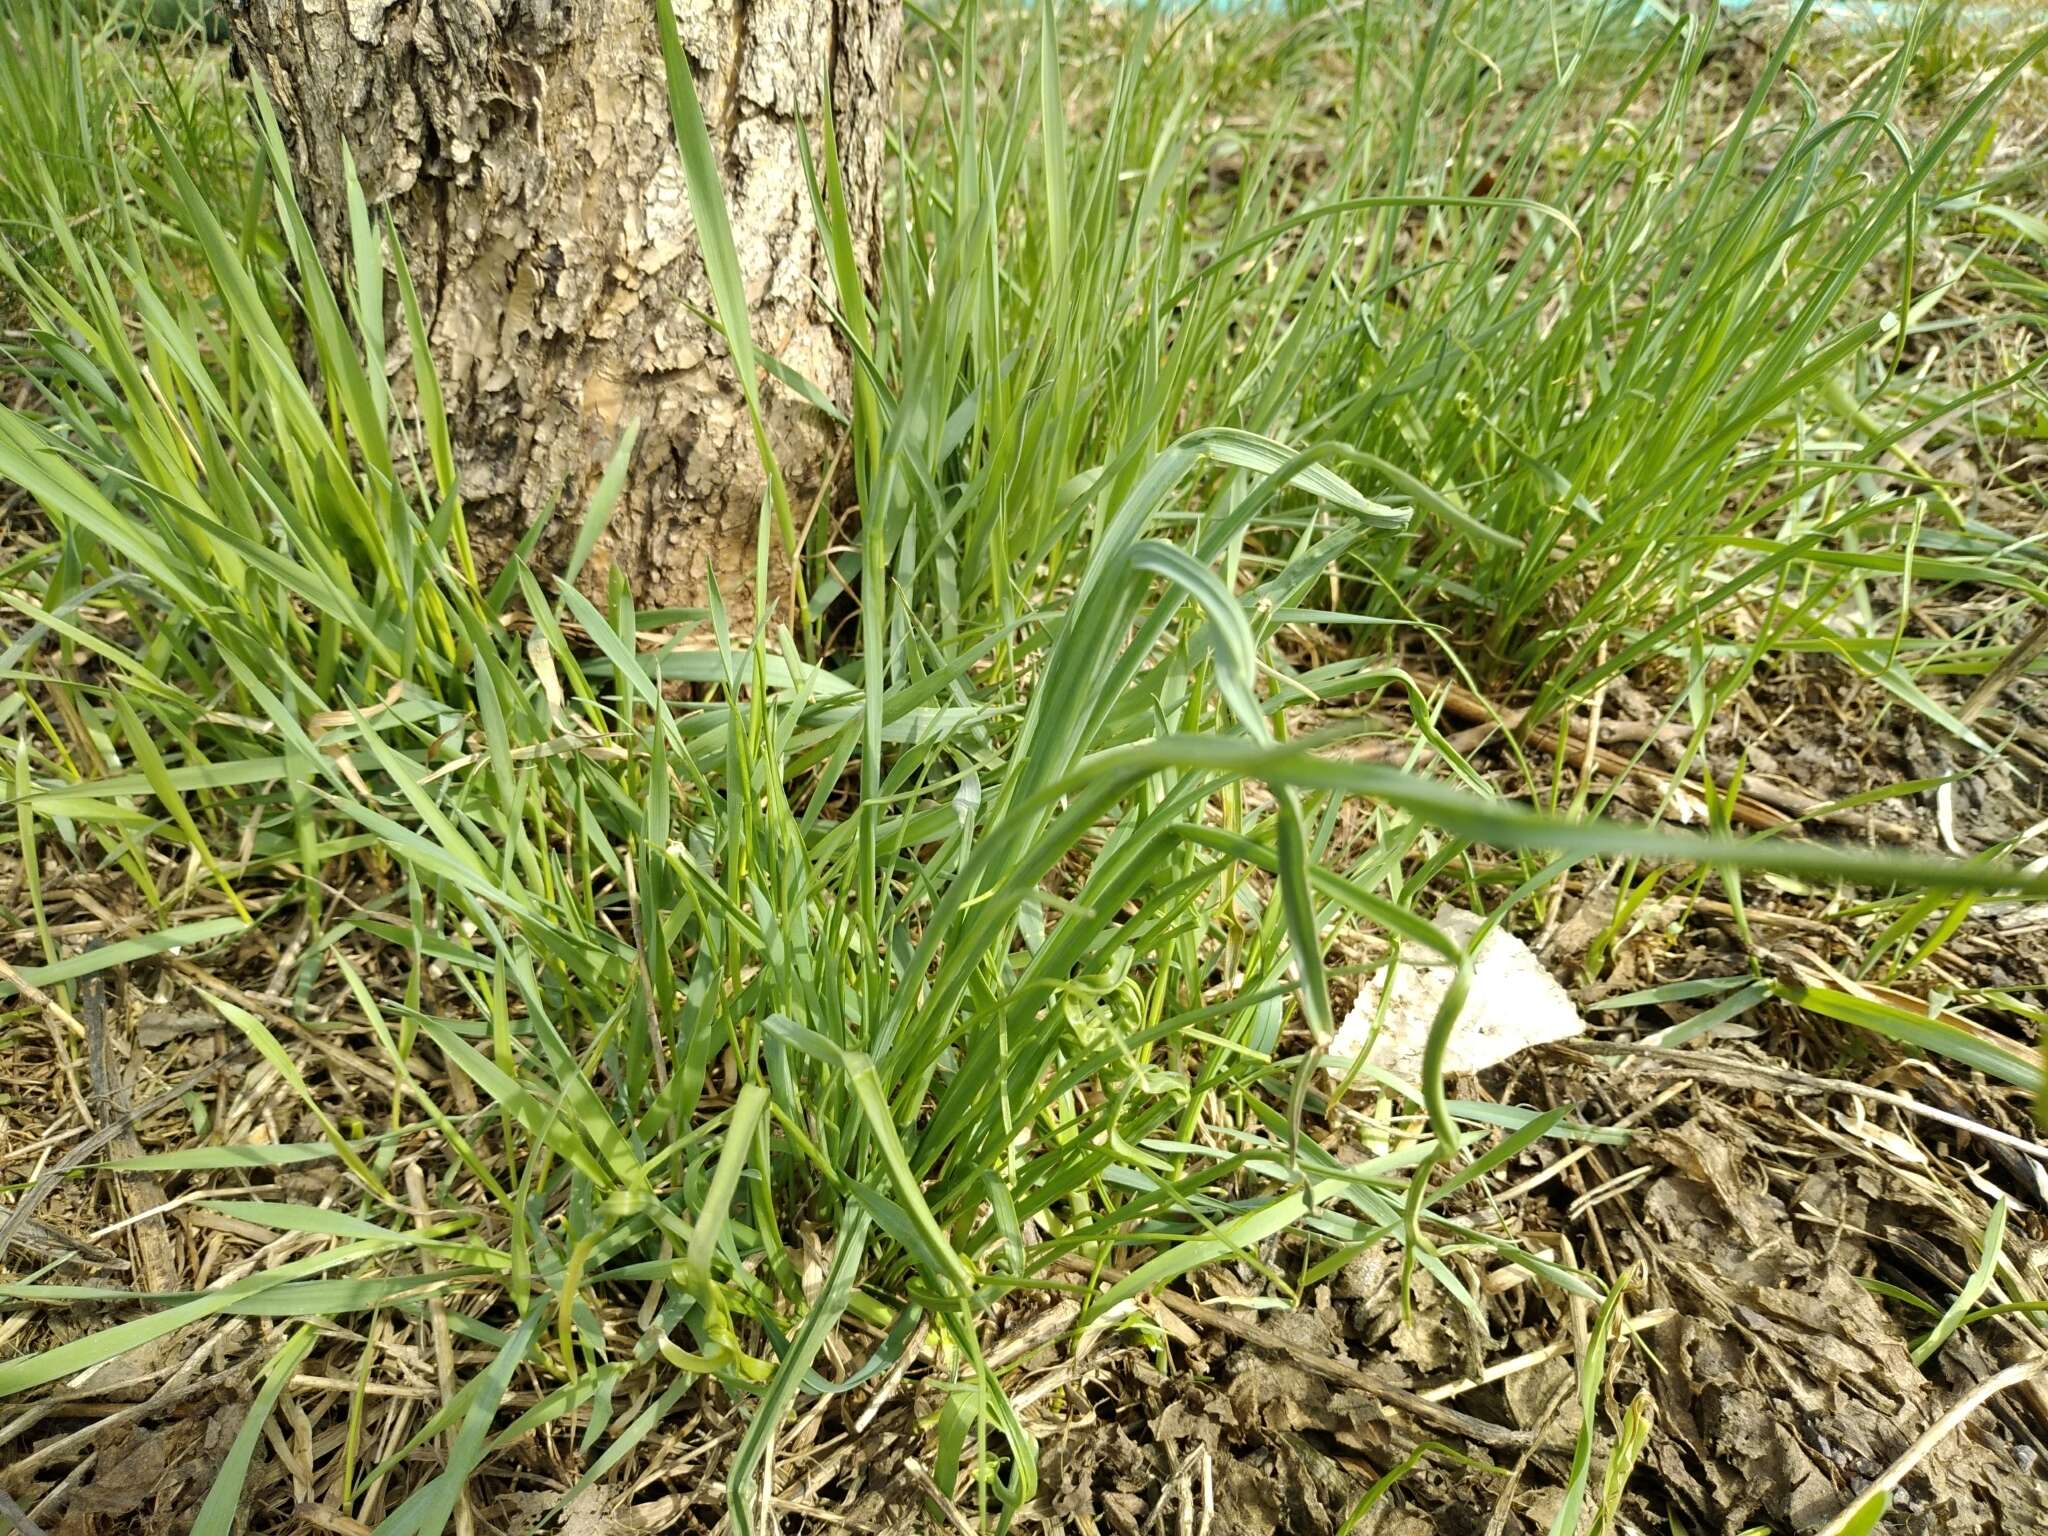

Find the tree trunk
[[230, 0, 896, 623]]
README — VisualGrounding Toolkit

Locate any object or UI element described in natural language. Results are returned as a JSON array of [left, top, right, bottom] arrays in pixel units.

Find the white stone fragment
[[1329, 907, 1585, 1084]]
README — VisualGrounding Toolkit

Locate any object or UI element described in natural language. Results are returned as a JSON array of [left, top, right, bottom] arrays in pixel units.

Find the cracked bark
[[231, 0, 896, 624]]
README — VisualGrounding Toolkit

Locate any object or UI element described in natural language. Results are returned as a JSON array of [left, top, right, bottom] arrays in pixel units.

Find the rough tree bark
[[231, 0, 897, 622]]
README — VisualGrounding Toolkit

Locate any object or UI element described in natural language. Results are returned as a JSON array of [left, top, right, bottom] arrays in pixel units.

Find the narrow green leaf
[[1914, 1198, 2007, 1366], [0, 916, 248, 993], [190, 1327, 319, 1536], [0, 1242, 385, 1397], [206, 997, 392, 1199], [651, 0, 797, 569]]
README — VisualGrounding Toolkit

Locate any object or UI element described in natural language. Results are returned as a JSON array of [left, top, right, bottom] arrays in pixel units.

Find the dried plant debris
[[48, 1410, 246, 1536], [984, 1066, 2048, 1536], [1621, 1111, 2047, 1535], [1021, 1351, 1412, 1536]]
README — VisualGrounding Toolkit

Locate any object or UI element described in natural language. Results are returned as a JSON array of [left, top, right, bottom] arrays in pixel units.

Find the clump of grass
[[1188, 2, 2048, 725], [0, 1, 2045, 1532], [0, 0, 251, 330], [876, 0, 2048, 771]]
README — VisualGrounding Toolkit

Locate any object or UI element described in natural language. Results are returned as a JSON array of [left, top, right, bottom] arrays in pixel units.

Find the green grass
[[0, 0, 250, 329], [1, 0, 2046, 1531]]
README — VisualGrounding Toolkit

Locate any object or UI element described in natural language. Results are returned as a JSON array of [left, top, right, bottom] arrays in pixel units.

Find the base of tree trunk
[[232, 0, 896, 624]]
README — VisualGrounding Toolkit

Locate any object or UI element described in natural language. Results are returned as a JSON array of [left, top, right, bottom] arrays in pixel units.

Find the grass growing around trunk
[[1, 1, 2046, 1532]]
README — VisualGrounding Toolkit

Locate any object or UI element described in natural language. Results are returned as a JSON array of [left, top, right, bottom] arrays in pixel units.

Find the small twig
[[900, 1458, 979, 1536], [406, 1162, 467, 1536], [852, 1313, 931, 1433], [1047, 1255, 1535, 1449], [1433, 682, 1794, 833], [0, 1208, 123, 1270], [23, 1448, 91, 1534], [0, 1042, 253, 1266], [987, 1297, 1081, 1370], [1482, 1374, 1576, 1536], [171, 958, 400, 1094], [1418, 1309, 1675, 1403], [0, 958, 95, 1124], [1959, 605, 2048, 729], [83, 959, 178, 1294], [10, 1336, 250, 1480], [0, 1489, 49, 1536], [1684, 894, 1837, 935], [291, 1505, 376, 1536], [1589, 1045, 2048, 1168], [1431, 680, 1921, 843], [1814, 1354, 2048, 1536], [1139, 1447, 1205, 1535]]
